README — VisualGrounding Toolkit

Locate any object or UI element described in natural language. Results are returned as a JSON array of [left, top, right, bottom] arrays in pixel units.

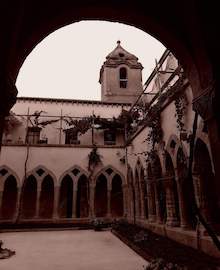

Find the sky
[[16, 21, 166, 100]]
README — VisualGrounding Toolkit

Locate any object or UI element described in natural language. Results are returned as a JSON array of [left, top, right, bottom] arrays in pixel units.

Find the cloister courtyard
[[0, 230, 147, 270]]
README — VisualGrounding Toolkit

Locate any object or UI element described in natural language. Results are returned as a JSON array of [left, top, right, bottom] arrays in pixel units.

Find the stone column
[[53, 186, 59, 219], [193, 86, 220, 211], [147, 179, 156, 222], [72, 188, 77, 218], [0, 189, 3, 219], [192, 173, 211, 223], [129, 185, 135, 220], [14, 187, 21, 221], [122, 184, 128, 218], [107, 188, 111, 218], [164, 177, 179, 227], [134, 185, 140, 219], [139, 181, 146, 219], [176, 178, 189, 229], [154, 181, 163, 224], [89, 183, 95, 219], [35, 186, 41, 218], [192, 173, 201, 208]]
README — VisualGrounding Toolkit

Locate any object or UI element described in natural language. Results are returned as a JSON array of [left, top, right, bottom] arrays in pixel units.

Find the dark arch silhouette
[[111, 174, 123, 217], [147, 163, 156, 217], [134, 169, 141, 218], [95, 174, 107, 217], [194, 139, 219, 224], [39, 175, 54, 218], [1, 175, 17, 219], [152, 155, 166, 224], [165, 152, 180, 225], [59, 175, 73, 218], [22, 175, 37, 218], [76, 175, 89, 218], [177, 147, 196, 229]]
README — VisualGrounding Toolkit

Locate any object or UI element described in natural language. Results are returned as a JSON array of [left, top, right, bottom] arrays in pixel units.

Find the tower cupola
[[99, 41, 143, 103]]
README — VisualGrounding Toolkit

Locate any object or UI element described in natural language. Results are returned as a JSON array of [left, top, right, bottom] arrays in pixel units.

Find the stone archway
[[164, 152, 180, 227], [134, 169, 141, 219], [176, 147, 196, 229], [194, 138, 219, 225], [152, 154, 166, 224], [59, 175, 73, 218], [111, 174, 123, 217], [21, 175, 37, 219], [95, 174, 107, 217], [147, 163, 157, 222], [140, 167, 148, 219], [1, 175, 17, 219], [39, 175, 54, 218], [76, 174, 89, 218]]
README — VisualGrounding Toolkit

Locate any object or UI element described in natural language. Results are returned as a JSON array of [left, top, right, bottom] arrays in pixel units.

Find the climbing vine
[[174, 94, 187, 132], [88, 145, 102, 172]]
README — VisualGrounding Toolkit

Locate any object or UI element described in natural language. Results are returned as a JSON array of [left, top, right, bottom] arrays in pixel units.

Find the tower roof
[[99, 41, 143, 83], [106, 40, 138, 61]]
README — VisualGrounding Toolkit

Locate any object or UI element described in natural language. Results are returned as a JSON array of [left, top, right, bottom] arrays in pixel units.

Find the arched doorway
[[1, 175, 17, 219], [127, 167, 135, 221], [152, 155, 166, 224], [176, 147, 196, 229], [140, 167, 148, 219], [111, 174, 123, 217], [147, 163, 156, 222], [76, 175, 89, 218], [165, 152, 180, 226], [22, 175, 37, 218], [194, 139, 219, 224], [134, 169, 141, 218], [59, 175, 73, 218], [39, 175, 54, 218], [95, 174, 107, 217]]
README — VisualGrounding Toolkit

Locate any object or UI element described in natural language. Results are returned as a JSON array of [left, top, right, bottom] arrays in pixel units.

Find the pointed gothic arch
[[193, 138, 219, 224], [95, 173, 108, 217], [165, 151, 180, 226], [39, 174, 54, 218], [59, 175, 73, 218], [111, 173, 124, 217], [21, 175, 37, 218], [76, 174, 89, 218], [1, 175, 18, 219]]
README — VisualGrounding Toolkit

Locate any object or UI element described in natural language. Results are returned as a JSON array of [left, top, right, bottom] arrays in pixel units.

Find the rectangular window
[[65, 128, 80, 144], [104, 129, 116, 145], [26, 127, 41, 144]]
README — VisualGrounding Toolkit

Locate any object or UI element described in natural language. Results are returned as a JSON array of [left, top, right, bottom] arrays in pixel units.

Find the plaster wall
[[0, 145, 126, 185]]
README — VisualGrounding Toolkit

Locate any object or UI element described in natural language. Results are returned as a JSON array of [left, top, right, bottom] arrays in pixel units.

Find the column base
[[148, 214, 156, 223], [166, 218, 180, 227]]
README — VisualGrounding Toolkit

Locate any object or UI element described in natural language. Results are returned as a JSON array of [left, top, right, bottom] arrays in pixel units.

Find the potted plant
[[92, 218, 104, 231]]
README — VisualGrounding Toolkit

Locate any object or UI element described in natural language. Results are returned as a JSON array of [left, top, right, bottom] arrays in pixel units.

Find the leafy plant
[[88, 146, 102, 171], [174, 94, 187, 132]]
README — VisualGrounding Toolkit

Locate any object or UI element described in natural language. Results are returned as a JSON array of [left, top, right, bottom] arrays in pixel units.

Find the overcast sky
[[16, 21, 166, 100]]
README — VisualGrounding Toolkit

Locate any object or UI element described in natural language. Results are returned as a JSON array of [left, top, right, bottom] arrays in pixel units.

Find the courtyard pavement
[[0, 229, 147, 270]]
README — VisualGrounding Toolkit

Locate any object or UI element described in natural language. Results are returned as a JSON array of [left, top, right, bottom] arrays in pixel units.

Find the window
[[65, 128, 80, 144], [104, 130, 116, 145], [119, 67, 127, 88], [26, 127, 41, 144]]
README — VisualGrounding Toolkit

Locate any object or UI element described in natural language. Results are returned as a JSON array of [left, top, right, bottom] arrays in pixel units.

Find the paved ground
[[0, 229, 147, 270]]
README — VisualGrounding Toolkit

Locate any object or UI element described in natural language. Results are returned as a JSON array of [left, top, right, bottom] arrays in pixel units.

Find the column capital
[[192, 82, 215, 121]]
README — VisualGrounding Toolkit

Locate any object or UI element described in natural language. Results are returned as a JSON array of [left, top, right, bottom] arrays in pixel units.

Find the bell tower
[[99, 41, 143, 103]]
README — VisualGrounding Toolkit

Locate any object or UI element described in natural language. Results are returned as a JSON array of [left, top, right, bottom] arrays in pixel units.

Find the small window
[[65, 128, 80, 144], [26, 127, 41, 144], [119, 67, 127, 88], [104, 130, 116, 145]]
